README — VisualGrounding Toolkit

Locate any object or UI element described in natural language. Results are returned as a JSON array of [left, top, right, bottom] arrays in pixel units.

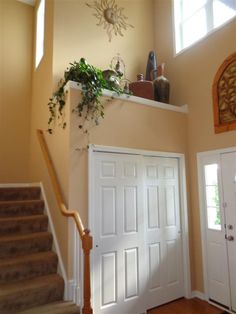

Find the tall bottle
[[152, 63, 170, 103]]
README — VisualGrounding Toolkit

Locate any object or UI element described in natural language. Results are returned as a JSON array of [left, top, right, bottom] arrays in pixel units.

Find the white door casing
[[89, 146, 190, 314]]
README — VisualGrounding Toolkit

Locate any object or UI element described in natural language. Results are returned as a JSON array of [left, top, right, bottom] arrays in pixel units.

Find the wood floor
[[147, 298, 223, 314]]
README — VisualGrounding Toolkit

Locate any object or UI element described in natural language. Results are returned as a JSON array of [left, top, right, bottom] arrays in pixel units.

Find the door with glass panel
[[221, 152, 236, 312], [200, 152, 236, 311], [201, 155, 229, 308]]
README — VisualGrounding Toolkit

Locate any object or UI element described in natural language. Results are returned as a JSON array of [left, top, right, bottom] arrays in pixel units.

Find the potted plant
[[47, 58, 125, 135]]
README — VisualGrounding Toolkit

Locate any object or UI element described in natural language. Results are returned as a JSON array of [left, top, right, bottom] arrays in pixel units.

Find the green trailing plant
[[47, 58, 125, 135]]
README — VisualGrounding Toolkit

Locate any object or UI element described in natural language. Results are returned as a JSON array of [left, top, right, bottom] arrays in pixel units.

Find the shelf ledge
[[65, 81, 188, 114]]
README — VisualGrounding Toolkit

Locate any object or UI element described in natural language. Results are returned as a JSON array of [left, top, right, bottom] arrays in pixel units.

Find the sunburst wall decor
[[86, 0, 134, 42]]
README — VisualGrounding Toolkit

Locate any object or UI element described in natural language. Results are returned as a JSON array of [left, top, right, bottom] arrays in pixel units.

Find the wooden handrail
[[37, 129, 93, 314]]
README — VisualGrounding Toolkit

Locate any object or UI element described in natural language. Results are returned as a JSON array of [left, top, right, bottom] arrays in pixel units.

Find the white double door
[[200, 151, 236, 312], [91, 152, 184, 314]]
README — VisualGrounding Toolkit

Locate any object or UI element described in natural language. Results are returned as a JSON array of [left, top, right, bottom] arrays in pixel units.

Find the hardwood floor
[[147, 298, 223, 314]]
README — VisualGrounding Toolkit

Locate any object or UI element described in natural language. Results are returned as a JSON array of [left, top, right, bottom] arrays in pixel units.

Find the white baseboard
[[191, 290, 206, 300]]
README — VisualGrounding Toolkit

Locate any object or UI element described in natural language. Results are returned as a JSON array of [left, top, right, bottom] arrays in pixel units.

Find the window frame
[[172, 0, 236, 56], [35, 0, 45, 69]]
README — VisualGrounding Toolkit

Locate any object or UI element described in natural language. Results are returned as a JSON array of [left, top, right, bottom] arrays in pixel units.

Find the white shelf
[[65, 80, 188, 114]]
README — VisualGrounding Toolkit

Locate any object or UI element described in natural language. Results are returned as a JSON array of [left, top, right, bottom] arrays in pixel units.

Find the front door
[[221, 152, 236, 312], [199, 150, 236, 312]]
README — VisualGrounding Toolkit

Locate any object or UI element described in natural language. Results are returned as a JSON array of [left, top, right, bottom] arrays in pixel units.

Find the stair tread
[[0, 187, 41, 201], [0, 274, 63, 297], [0, 200, 44, 218], [0, 215, 47, 222], [0, 200, 43, 206], [0, 231, 52, 242], [0, 251, 57, 267], [17, 301, 80, 314]]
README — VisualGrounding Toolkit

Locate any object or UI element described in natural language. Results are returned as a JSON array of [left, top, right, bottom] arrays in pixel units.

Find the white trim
[[179, 155, 192, 299], [40, 182, 68, 300], [209, 300, 233, 313], [89, 144, 191, 306], [90, 144, 186, 158], [67, 279, 76, 301], [65, 81, 188, 114], [198, 146, 236, 156], [191, 290, 206, 300], [197, 154, 210, 302]]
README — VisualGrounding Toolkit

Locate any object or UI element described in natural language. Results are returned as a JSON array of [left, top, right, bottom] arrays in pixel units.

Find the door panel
[[143, 157, 184, 309], [201, 158, 229, 307], [93, 153, 146, 314], [221, 152, 236, 311]]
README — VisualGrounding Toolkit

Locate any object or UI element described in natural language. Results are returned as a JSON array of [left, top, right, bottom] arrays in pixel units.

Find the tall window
[[173, 0, 236, 54], [35, 0, 45, 68]]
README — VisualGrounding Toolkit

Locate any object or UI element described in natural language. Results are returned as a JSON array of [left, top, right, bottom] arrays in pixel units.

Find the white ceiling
[[17, 0, 36, 6]]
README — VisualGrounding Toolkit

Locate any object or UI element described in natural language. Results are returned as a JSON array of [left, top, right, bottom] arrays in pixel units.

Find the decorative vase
[[129, 74, 154, 100], [152, 63, 170, 103], [145, 51, 158, 81]]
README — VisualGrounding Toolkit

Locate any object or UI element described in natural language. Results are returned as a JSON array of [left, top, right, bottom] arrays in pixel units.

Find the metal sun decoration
[[86, 0, 134, 42]]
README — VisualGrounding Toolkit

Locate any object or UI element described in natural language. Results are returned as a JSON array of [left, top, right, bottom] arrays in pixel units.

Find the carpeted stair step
[[0, 187, 41, 201], [0, 251, 58, 284], [0, 215, 48, 236], [0, 200, 44, 217], [0, 274, 64, 314], [0, 232, 53, 259], [18, 301, 80, 314]]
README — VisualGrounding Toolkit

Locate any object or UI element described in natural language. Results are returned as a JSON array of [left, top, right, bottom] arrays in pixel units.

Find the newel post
[[82, 229, 93, 314]]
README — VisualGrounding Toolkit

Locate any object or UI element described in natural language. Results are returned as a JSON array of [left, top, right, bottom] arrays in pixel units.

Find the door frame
[[197, 146, 236, 313], [88, 144, 191, 308]]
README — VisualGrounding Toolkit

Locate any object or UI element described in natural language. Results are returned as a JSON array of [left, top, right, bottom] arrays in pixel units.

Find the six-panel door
[[91, 152, 184, 314]]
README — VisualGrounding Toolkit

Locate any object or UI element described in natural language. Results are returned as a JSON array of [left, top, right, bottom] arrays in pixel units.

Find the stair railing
[[37, 129, 93, 314]]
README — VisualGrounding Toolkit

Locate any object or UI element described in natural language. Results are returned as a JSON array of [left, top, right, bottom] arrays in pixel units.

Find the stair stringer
[[39, 182, 70, 300]]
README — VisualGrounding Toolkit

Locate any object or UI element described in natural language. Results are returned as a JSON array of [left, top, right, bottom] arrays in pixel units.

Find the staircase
[[0, 186, 80, 314]]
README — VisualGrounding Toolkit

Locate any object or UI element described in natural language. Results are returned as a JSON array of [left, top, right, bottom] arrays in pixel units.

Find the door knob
[[228, 224, 233, 230], [226, 235, 234, 241]]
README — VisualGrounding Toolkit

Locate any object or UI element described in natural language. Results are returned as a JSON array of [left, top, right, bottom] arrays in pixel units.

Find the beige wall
[[29, 0, 70, 273], [69, 88, 188, 225], [0, 0, 33, 182], [53, 0, 155, 84], [154, 0, 236, 291], [29, 0, 157, 277]]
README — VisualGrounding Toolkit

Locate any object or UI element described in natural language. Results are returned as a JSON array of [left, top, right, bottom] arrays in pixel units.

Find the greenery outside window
[[204, 163, 221, 230], [173, 0, 236, 54]]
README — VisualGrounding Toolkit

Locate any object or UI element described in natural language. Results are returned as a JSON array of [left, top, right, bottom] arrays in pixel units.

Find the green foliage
[[213, 185, 221, 226], [47, 58, 124, 134]]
